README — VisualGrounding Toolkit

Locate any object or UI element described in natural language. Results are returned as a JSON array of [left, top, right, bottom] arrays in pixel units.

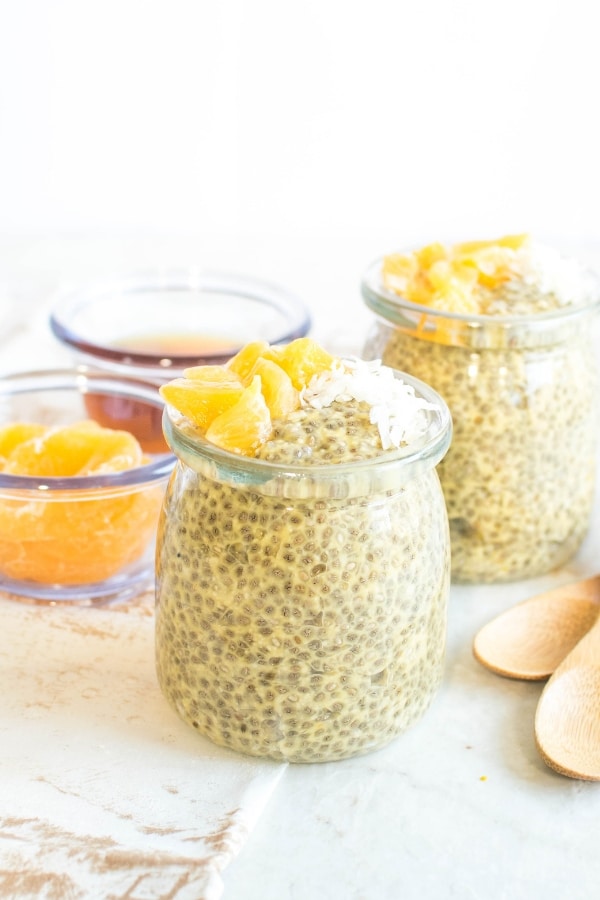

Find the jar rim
[[361, 257, 600, 349], [162, 369, 452, 498], [361, 256, 600, 325]]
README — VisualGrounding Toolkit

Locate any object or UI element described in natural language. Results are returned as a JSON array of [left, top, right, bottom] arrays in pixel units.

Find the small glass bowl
[[49, 269, 312, 381], [49, 270, 311, 451], [0, 369, 174, 605]]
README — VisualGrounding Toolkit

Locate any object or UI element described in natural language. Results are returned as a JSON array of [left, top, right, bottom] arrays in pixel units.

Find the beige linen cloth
[[0, 597, 286, 900]]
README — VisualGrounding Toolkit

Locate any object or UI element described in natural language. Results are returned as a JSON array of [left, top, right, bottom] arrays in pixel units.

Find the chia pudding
[[155, 352, 451, 763], [362, 237, 600, 583]]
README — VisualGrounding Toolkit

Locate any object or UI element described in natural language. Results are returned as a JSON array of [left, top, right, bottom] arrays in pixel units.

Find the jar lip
[[163, 368, 452, 486], [361, 256, 600, 329]]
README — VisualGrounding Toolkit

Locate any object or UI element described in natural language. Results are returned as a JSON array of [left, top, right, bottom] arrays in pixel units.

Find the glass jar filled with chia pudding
[[361, 234, 600, 584], [155, 339, 451, 763]]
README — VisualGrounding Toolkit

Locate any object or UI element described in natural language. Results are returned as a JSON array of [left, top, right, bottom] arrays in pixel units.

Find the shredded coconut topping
[[519, 242, 592, 306], [300, 357, 437, 450]]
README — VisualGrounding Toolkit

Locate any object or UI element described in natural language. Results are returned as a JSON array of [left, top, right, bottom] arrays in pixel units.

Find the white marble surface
[[221, 534, 600, 900], [1, 234, 600, 900], [0, 602, 286, 900]]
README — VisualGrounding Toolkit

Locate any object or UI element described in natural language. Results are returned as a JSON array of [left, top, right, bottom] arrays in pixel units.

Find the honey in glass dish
[[83, 391, 166, 454], [112, 332, 237, 356], [50, 270, 312, 455]]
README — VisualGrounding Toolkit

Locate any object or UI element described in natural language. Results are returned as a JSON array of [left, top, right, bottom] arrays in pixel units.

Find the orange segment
[[227, 341, 270, 382], [454, 233, 530, 255], [382, 233, 532, 312], [454, 245, 521, 289], [159, 376, 244, 430], [182, 364, 242, 383], [82, 429, 145, 474], [263, 338, 336, 390], [205, 376, 272, 455], [56, 422, 142, 475], [1, 421, 143, 477], [249, 358, 300, 419], [0, 420, 161, 585], [415, 242, 447, 270], [0, 423, 47, 466], [426, 260, 480, 313]]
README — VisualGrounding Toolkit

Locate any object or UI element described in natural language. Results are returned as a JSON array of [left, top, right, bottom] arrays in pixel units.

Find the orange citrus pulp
[[261, 337, 336, 390], [0, 420, 163, 585], [382, 233, 530, 313], [159, 371, 245, 431], [206, 375, 272, 455]]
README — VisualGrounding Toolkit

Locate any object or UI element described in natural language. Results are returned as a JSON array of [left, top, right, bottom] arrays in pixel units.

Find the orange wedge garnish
[[205, 376, 272, 455], [249, 357, 300, 419], [263, 338, 335, 390], [382, 233, 532, 312], [226, 341, 270, 381], [159, 374, 244, 430]]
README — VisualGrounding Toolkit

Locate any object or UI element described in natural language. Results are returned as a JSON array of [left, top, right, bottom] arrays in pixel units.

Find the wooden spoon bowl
[[473, 576, 600, 680], [535, 614, 600, 781]]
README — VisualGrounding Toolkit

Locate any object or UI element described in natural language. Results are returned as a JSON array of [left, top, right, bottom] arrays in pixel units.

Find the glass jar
[[362, 258, 600, 583], [155, 373, 452, 763]]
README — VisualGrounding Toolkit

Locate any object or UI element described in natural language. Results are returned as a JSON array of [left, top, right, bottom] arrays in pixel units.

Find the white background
[[1, 0, 600, 333]]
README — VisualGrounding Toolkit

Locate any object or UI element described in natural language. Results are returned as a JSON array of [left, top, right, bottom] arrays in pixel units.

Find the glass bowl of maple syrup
[[50, 269, 311, 380], [50, 269, 311, 450]]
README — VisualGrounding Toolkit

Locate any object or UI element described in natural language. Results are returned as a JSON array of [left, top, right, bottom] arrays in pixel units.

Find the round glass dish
[[361, 255, 600, 584], [155, 371, 452, 763], [0, 369, 174, 605], [49, 269, 311, 381]]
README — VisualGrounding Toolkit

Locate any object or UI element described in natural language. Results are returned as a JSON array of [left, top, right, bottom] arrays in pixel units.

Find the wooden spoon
[[535, 613, 600, 780], [473, 575, 600, 680]]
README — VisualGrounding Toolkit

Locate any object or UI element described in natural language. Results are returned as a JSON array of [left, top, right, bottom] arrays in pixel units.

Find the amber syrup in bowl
[[50, 270, 311, 450]]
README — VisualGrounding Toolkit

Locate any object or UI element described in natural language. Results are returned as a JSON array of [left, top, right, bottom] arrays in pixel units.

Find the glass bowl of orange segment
[[0, 369, 174, 605]]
